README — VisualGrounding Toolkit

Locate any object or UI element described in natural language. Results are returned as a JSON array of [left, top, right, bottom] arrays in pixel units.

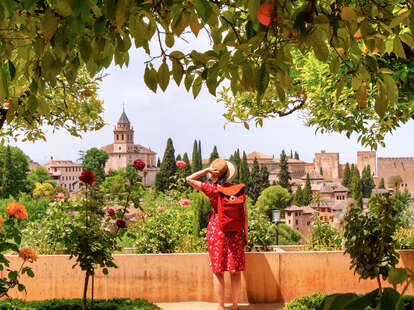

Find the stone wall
[[377, 157, 414, 192], [357, 151, 377, 175], [314, 151, 339, 179]]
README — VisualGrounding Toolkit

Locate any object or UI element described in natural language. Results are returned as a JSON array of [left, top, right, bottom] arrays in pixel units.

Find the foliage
[[310, 192, 328, 209], [361, 165, 375, 198], [294, 152, 299, 160], [239, 151, 250, 185], [305, 217, 342, 251], [27, 166, 50, 185], [256, 185, 291, 219], [246, 158, 262, 203], [395, 228, 414, 249], [0, 298, 161, 309], [0, 202, 35, 298], [342, 163, 352, 188], [0, 146, 31, 198], [100, 171, 127, 196], [32, 182, 55, 201], [278, 150, 291, 191], [294, 185, 304, 207], [247, 202, 300, 250], [230, 149, 241, 184], [155, 138, 177, 192], [182, 152, 192, 177], [344, 194, 400, 291], [81, 148, 109, 183], [209, 145, 219, 164], [191, 140, 201, 173], [388, 175, 403, 190], [302, 173, 312, 206], [282, 293, 327, 310], [190, 191, 211, 238], [351, 173, 363, 206], [378, 177, 385, 189]]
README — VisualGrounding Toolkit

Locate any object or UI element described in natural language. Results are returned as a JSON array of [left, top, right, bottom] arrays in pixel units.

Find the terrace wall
[[4, 251, 414, 304]]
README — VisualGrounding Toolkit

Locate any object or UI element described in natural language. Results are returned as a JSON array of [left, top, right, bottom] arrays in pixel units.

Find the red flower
[[179, 198, 190, 207], [176, 160, 186, 168], [133, 159, 146, 171], [79, 170, 95, 185], [257, 3, 277, 26], [107, 208, 115, 217], [116, 219, 126, 228], [56, 193, 65, 200]]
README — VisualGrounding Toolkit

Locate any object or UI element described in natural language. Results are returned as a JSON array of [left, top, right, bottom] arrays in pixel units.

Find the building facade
[[101, 110, 159, 186], [44, 158, 82, 192]]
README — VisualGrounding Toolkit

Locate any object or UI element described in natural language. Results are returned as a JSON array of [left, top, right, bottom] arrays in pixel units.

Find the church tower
[[113, 108, 134, 153]]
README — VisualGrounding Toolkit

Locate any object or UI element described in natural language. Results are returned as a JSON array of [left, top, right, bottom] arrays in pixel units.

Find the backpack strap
[[217, 184, 245, 196]]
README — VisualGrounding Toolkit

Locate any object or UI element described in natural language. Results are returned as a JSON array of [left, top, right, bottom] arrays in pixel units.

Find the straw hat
[[208, 158, 238, 183]]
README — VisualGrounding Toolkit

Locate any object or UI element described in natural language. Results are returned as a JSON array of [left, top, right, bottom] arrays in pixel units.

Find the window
[[295, 220, 298, 225], [117, 134, 119, 140], [307, 221, 310, 226], [122, 134, 124, 140]]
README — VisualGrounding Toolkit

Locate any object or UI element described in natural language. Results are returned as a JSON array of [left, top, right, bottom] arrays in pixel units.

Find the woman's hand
[[207, 167, 221, 178]]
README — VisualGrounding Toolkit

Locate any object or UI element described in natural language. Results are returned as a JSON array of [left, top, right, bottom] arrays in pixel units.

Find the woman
[[186, 158, 248, 310]]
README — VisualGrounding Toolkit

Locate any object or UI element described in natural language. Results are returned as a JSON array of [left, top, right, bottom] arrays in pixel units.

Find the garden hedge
[[0, 298, 161, 310]]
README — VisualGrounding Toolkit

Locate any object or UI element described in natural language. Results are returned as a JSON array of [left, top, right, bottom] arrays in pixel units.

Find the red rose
[[257, 3, 277, 26], [133, 159, 146, 171], [179, 198, 190, 207], [176, 160, 186, 168], [107, 208, 115, 217], [116, 219, 126, 228], [79, 170, 95, 185]]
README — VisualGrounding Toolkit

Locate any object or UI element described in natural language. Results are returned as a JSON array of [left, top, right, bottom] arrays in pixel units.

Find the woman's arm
[[186, 167, 220, 191], [244, 203, 248, 247]]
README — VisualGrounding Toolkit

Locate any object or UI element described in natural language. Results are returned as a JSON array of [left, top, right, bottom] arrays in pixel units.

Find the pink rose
[[179, 198, 190, 207], [176, 161, 186, 168], [56, 193, 65, 200]]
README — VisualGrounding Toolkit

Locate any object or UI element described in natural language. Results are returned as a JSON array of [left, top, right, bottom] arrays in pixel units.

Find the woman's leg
[[230, 271, 241, 310], [213, 272, 225, 310]]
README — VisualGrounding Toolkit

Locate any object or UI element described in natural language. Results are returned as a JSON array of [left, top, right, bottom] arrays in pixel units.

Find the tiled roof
[[319, 183, 349, 193], [246, 152, 273, 160], [101, 144, 156, 154], [118, 111, 130, 124], [301, 169, 324, 180], [285, 205, 318, 214], [44, 160, 81, 168]]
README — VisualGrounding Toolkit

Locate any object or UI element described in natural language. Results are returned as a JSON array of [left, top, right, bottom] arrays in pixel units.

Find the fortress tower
[[357, 151, 376, 176], [314, 150, 340, 179], [113, 108, 134, 153]]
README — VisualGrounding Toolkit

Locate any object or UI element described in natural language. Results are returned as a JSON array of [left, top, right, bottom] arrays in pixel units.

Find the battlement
[[378, 157, 414, 161]]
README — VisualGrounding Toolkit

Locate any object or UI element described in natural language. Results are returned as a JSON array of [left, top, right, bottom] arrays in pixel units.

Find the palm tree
[[310, 192, 328, 211]]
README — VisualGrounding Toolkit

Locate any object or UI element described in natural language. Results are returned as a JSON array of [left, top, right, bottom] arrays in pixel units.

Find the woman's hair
[[213, 173, 227, 185]]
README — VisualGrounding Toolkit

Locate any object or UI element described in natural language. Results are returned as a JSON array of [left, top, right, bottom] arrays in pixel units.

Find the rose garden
[[1, 0, 414, 309]]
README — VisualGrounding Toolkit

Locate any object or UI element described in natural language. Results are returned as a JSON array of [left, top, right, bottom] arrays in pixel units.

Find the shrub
[[0, 298, 160, 309], [305, 217, 342, 251], [282, 293, 327, 310], [256, 185, 291, 219]]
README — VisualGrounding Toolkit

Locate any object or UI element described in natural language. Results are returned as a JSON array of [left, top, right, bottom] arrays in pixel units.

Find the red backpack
[[217, 184, 246, 232]]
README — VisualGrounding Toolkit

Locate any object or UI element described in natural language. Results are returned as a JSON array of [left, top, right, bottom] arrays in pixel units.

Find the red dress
[[201, 182, 245, 273]]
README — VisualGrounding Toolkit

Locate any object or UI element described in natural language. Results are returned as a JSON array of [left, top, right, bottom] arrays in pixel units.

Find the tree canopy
[[0, 0, 412, 145]]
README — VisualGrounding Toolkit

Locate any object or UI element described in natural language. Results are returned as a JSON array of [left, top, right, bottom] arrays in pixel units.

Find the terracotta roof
[[101, 144, 156, 155], [319, 183, 348, 193], [246, 152, 273, 160], [44, 160, 81, 168], [285, 205, 318, 214]]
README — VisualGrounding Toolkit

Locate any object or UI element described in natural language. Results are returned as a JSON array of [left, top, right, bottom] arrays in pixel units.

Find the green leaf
[[157, 62, 170, 92], [388, 268, 408, 287], [256, 63, 269, 97], [102, 268, 108, 275], [184, 74, 194, 91], [248, 0, 260, 21], [310, 30, 329, 62], [383, 74, 398, 105], [172, 59, 184, 86], [375, 79, 387, 118], [27, 269, 34, 278], [340, 7, 358, 22], [194, 0, 212, 23], [0, 67, 8, 101], [144, 66, 157, 93], [379, 288, 402, 310], [357, 84, 367, 108], [400, 34, 414, 47], [23, 0, 39, 10], [192, 76, 202, 98], [336, 79, 345, 101], [18, 284, 25, 291], [345, 289, 379, 310], [55, 1, 73, 17], [165, 33, 174, 48], [115, 0, 130, 30], [329, 56, 340, 74], [169, 51, 185, 59], [393, 37, 406, 58], [41, 10, 58, 40], [322, 293, 358, 310]]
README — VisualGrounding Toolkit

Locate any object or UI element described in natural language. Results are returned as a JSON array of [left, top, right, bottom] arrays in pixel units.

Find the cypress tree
[[302, 173, 313, 206], [232, 149, 241, 184], [209, 145, 219, 164], [239, 151, 250, 185], [182, 152, 192, 177], [342, 163, 351, 188], [191, 140, 199, 173], [351, 164, 360, 179], [247, 158, 263, 203], [351, 173, 363, 207], [3, 146, 15, 198], [378, 177, 385, 189], [319, 166, 323, 176], [290, 150, 293, 158], [260, 165, 270, 190], [176, 154, 182, 161], [155, 138, 176, 192], [294, 152, 299, 160], [277, 150, 291, 191], [198, 140, 203, 168], [294, 185, 304, 206], [361, 165, 375, 198], [157, 158, 161, 168], [272, 179, 277, 186]]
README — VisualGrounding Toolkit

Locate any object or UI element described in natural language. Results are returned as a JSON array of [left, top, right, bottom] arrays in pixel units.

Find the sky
[[11, 32, 414, 165]]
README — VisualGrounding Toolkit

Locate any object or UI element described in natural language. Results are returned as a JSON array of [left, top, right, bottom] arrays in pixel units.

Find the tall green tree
[[351, 173, 363, 207], [294, 185, 304, 207], [294, 152, 300, 160], [290, 150, 293, 158], [378, 178, 385, 189], [319, 167, 323, 176], [260, 165, 270, 190], [28, 166, 50, 184], [191, 140, 202, 173], [232, 149, 241, 184], [351, 164, 360, 179], [176, 154, 182, 161], [155, 138, 177, 192], [239, 151, 250, 185], [209, 146, 219, 164], [342, 163, 352, 188], [277, 150, 291, 191], [361, 165, 375, 198], [157, 158, 161, 168], [0, 146, 30, 198], [247, 158, 262, 203], [82, 148, 109, 183], [198, 140, 203, 167], [302, 173, 313, 206], [182, 153, 192, 177]]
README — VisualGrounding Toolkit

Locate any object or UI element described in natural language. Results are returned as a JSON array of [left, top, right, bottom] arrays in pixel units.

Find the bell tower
[[113, 106, 134, 153]]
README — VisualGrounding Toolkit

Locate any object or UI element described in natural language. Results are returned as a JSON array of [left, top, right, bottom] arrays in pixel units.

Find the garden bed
[[0, 298, 161, 309]]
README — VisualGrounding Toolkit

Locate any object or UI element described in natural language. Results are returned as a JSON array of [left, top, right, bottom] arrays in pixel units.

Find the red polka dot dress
[[201, 182, 245, 273]]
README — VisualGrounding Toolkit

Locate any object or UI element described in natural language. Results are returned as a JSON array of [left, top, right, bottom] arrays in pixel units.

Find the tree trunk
[[83, 272, 90, 310], [377, 275, 382, 297]]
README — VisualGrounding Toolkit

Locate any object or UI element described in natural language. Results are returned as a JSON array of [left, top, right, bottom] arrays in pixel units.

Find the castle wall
[[357, 151, 377, 176], [314, 151, 339, 179], [377, 157, 414, 192]]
